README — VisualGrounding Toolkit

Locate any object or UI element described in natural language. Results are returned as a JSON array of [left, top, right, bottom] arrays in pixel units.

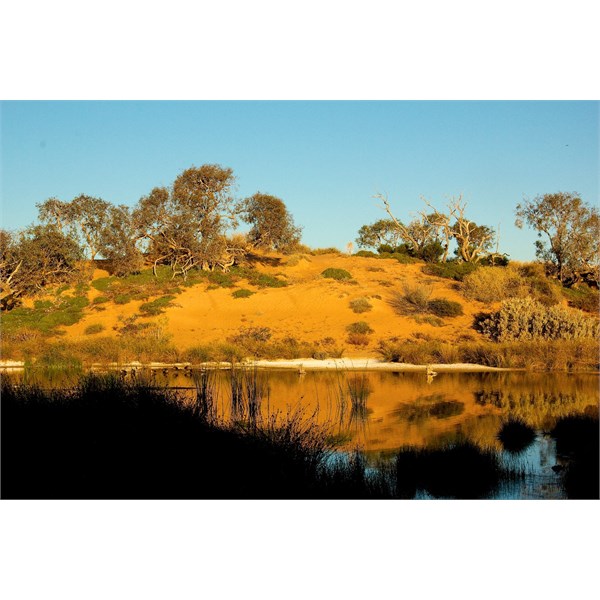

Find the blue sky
[[1, 100, 597, 260]]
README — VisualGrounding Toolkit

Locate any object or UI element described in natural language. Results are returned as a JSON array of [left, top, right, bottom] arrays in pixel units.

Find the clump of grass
[[232, 288, 255, 299], [349, 297, 372, 314], [114, 294, 132, 305], [317, 337, 345, 359], [92, 295, 110, 305], [321, 267, 352, 280], [346, 373, 372, 412], [390, 285, 463, 319], [84, 323, 105, 335], [497, 418, 536, 454], [139, 295, 176, 316], [346, 332, 370, 346], [346, 321, 374, 335]]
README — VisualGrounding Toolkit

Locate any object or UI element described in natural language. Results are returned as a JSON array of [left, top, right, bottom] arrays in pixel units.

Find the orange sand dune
[[66, 253, 494, 358]]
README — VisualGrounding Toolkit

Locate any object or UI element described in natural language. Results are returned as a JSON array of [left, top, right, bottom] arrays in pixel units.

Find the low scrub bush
[[1, 294, 89, 336], [427, 298, 463, 317], [349, 297, 372, 313], [232, 288, 255, 299], [346, 321, 374, 335], [139, 295, 176, 316], [321, 268, 352, 280], [475, 297, 599, 342], [206, 271, 236, 288], [463, 266, 524, 304], [422, 261, 479, 281], [230, 266, 287, 288], [84, 323, 105, 335]]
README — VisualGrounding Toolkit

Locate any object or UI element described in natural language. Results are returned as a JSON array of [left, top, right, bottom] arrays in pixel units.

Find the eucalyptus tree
[[241, 192, 302, 252], [133, 164, 240, 278], [515, 192, 599, 285], [0, 225, 83, 309]]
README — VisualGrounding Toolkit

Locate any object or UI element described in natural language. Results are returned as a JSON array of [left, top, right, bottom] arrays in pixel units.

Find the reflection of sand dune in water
[[154, 369, 599, 452]]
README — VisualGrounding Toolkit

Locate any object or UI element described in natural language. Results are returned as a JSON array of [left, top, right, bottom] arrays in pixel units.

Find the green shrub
[[1, 295, 89, 336], [114, 294, 132, 305], [346, 321, 374, 335], [423, 261, 478, 281], [232, 289, 255, 299], [92, 295, 110, 305], [229, 266, 288, 288], [84, 323, 105, 335], [475, 297, 600, 341], [321, 268, 352, 280], [354, 250, 378, 258], [349, 297, 372, 313], [139, 295, 176, 316], [206, 271, 235, 288], [427, 299, 463, 317]]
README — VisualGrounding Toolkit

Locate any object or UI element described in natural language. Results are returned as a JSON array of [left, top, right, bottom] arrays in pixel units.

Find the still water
[[11, 367, 599, 498], [166, 368, 598, 499]]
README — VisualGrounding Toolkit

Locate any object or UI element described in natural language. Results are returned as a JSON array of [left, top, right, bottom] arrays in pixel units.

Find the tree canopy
[[241, 193, 302, 252], [515, 192, 599, 285]]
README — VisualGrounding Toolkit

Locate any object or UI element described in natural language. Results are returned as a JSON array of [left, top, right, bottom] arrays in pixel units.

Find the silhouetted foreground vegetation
[[497, 418, 536, 454], [550, 414, 599, 499], [394, 442, 508, 499], [4, 374, 593, 499]]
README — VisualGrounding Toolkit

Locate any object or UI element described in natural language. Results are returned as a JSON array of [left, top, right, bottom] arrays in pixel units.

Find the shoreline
[[0, 357, 525, 373]]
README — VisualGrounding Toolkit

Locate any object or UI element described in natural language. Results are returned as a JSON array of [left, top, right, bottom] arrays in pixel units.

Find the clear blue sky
[[1, 100, 598, 261]]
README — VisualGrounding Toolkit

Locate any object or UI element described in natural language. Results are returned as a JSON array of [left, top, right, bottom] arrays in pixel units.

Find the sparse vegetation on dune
[[376, 337, 599, 371], [389, 284, 463, 319]]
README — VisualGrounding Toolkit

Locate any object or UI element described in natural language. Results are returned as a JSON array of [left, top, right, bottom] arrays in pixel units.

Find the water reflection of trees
[[473, 389, 596, 429], [392, 397, 465, 423]]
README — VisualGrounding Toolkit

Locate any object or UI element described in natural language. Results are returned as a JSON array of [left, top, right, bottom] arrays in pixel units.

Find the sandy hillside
[[65, 253, 495, 358]]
